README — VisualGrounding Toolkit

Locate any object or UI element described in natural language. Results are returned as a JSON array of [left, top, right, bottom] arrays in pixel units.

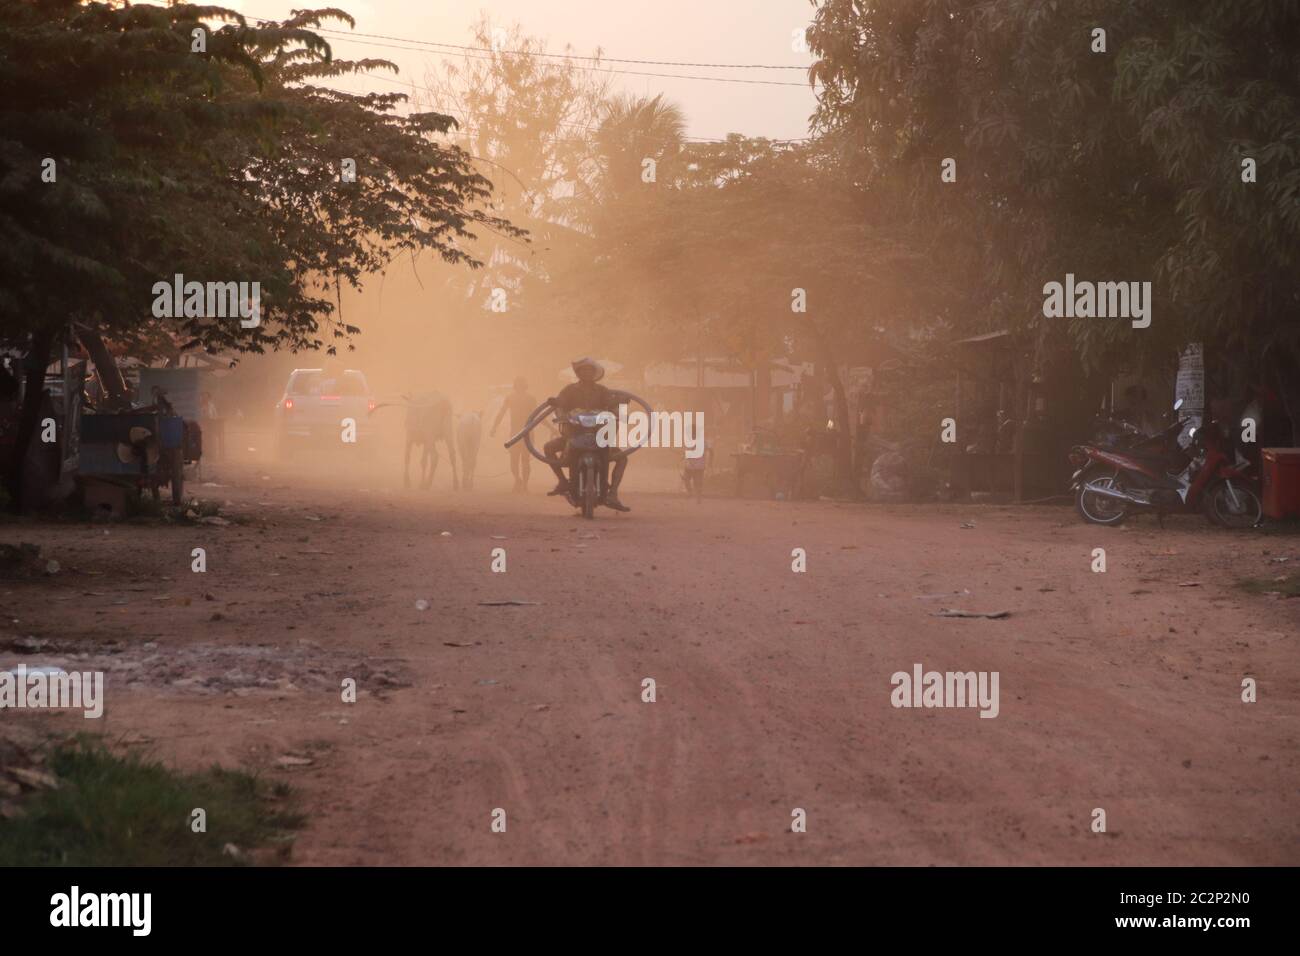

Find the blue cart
[[78, 410, 192, 505]]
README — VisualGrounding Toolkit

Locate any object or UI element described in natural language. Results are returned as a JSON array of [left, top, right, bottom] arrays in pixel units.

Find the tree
[[540, 93, 690, 369], [593, 93, 687, 202], [671, 136, 934, 490], [0, 1, 518, 507], [806, 0, 1300, 435], [557, 128, 934, 490], [418, 16, 609, 346]]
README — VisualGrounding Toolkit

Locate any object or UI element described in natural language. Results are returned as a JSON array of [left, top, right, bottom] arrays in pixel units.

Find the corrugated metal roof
[[645, 360, 804, 389]]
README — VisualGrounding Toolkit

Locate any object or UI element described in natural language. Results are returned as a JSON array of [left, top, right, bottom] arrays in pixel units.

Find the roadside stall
[[78, 367, 202, 508], [731, 426, 805, 499], [948, 331, 1082, 501]]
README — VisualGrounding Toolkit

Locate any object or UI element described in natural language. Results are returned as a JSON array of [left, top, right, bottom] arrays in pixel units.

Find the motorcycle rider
[[544, 357, 631, 512]]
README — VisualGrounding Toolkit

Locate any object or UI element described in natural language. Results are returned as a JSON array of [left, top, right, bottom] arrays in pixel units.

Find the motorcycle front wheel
[[581, 462, 597, 519], [1203, 479, 1262, 529], [1076, 471, 1128, 525]]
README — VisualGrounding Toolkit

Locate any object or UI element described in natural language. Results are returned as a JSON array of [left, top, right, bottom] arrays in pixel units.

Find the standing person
[[682, 437, 713, 502], [489, 376, 538, 492], [199, 390, 224, 459]]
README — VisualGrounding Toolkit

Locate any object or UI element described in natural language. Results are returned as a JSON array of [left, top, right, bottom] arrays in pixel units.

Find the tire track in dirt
[[4, 459, 1297, 864]]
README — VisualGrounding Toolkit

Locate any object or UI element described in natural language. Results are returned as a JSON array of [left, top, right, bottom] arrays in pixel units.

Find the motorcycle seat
[[1125, 451, 1176, 462], [1103, 447, 1180, 464]]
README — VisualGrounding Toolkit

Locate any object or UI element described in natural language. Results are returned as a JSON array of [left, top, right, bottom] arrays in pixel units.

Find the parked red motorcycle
[[1069, 401, 1262, 527]]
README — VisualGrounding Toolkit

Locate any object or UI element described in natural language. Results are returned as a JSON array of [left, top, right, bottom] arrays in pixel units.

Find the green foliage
[[0, 738, 303, 866], [550, 129, 940, 374], [1236, 572, 1300, 596], [0, 1, 521, 359], [421, 18, 609, 281], [806, 0, 1300, 373]]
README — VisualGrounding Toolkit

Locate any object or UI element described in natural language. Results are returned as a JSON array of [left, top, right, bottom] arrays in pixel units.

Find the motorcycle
[[504, 391, 653, 519], [1089, 414, 1156, 452], [1068, 400, 1262, 528]]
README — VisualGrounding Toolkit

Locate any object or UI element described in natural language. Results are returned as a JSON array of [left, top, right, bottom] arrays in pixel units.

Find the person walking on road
[[490, 376, 538, 492]]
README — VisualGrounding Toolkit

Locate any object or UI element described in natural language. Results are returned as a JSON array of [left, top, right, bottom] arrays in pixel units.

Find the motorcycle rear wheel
[[1203, 479, 1262, 529], [1076, 471, 1128, 525]]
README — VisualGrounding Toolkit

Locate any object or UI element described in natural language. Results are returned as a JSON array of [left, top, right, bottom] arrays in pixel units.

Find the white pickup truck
[[274, 368, 375, 451]]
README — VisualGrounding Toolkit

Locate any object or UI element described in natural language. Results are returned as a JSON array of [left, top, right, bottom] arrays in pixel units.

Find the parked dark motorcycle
[[1088, 414, 1145, 451], [504, 391, 652, 519], [1092, 412, 1190, 463], [1069, 401, 1262, 527]]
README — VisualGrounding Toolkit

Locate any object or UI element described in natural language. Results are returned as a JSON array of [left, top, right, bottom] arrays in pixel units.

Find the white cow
[[401, 393, 457, 490]]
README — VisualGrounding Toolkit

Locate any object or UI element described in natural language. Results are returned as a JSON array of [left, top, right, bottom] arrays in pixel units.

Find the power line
[[247, 15, 812, 71], [302, 29, 817, 88], [245, 16, 816, 142], [247, 16, 817, 88]]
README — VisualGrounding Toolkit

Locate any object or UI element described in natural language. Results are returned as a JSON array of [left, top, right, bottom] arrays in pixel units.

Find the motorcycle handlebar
[[501, 392, 655, 464]]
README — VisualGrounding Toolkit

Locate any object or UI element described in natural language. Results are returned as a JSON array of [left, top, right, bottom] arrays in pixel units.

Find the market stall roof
[[645, 359, 803, 389]]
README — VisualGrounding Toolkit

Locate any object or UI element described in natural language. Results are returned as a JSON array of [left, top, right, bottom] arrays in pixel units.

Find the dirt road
[[3, 447, 1298, 865]]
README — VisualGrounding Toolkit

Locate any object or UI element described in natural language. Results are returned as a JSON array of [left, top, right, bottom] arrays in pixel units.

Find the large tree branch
[[78, 327, 130, 409]]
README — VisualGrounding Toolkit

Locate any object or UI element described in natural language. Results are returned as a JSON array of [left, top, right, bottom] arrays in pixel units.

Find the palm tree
[[594, 93, 687, 201]]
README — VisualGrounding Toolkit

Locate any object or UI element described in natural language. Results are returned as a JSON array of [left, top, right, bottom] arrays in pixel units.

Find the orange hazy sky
[[222, 0, 820, 141]]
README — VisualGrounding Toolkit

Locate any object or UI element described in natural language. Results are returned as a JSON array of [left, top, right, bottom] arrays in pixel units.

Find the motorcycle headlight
[[576, 414, 602, 428], [1068, 447, 1088, 468]]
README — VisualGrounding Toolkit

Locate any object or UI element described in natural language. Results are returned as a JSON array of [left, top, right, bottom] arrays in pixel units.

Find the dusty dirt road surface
[[3, 446, 1298, 865]]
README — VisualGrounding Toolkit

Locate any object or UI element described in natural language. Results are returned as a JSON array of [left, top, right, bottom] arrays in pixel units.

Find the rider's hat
[[571, 357, 604, 382]]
